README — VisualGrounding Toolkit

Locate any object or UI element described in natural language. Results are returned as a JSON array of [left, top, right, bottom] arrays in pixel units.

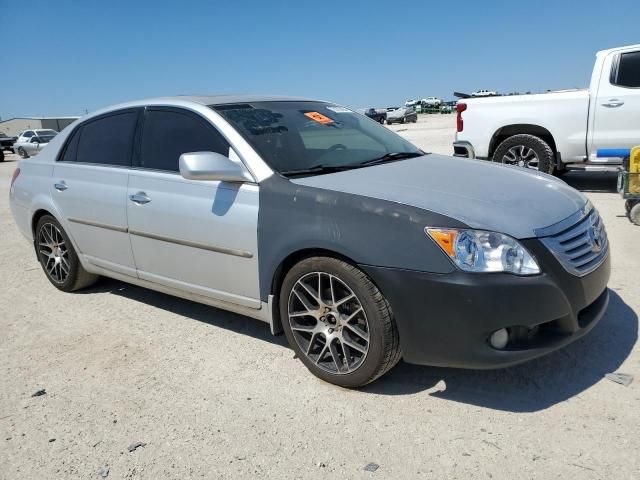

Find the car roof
[[80, 94, 320, 122]]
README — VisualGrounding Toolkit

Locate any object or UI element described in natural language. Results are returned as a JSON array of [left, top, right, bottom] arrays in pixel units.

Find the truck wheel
[[630, 202, 640, 226], [493, 134, 555, 175], [280, 256, 401, 388], [0, 150, 4, 162]]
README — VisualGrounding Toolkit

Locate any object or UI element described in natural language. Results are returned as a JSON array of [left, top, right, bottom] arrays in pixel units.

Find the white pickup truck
[[453, 44, 640, 174]]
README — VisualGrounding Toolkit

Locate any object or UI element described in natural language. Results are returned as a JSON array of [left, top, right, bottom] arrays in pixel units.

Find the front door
[[589, 47, 640, 161], [52, 109, 140, 276], [126, 107, 261, 308]]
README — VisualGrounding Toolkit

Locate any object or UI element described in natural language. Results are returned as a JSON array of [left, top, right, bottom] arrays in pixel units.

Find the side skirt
[[86, 262, 277, 332]]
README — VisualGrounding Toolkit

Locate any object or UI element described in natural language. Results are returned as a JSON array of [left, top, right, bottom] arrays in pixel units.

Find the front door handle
[[54, 181, 67, 191], [602, 99, 624, 108], [129, 192, 151, 204]]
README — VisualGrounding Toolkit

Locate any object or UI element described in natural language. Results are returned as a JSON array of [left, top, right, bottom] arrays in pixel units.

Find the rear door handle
[[54, 181, 68, 191], [129, 192, 151, 204], [602, 99, 624, 108]]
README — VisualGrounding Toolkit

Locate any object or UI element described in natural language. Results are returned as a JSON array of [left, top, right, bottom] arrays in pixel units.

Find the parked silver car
[[9, 95, 610, 387], [14, 129, 58, 158]]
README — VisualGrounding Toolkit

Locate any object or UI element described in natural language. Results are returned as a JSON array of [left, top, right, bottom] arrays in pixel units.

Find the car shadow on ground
[[561, 171, 619, 193], [86, 279, 636, 413], [364, 290, 636, 412], [82, 278, 288, 348]]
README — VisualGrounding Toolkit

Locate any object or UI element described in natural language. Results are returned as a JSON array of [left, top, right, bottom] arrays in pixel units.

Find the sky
[[1, 0, 639, 119]]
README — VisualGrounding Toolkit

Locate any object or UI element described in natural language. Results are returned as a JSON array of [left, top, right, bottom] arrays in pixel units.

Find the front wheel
[[17, 147, 29, 159], [35, 215, 99, 291], [492, 134, 555, 174], [280, 257, 401, 388]]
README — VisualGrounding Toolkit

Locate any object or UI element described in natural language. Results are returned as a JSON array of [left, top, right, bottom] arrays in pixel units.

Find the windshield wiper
[[359, 151, 424, 167], [280, 164, 359, 178]]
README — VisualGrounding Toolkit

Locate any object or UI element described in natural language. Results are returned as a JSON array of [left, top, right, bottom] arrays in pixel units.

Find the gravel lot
[[1, 114, 638, 479]]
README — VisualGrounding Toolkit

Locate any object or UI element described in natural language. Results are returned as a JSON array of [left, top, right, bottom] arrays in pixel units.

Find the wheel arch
[[31, 208, 54, 237], [489, 124, 558, 160], [270, 248, 360, 300]]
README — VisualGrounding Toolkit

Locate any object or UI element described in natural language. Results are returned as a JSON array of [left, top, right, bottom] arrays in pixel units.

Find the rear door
[[52, 109, 140, 276], [126, 107, 261, 308], [590, 47, 640, 161]]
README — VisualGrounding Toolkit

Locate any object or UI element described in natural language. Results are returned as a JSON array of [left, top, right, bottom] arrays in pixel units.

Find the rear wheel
[[0, 150, 4, 162], [493, 134, 555, 175], [35, 215, 98, 291], [280, 257, 401, 388]]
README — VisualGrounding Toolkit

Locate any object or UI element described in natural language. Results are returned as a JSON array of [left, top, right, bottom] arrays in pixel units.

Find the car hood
[[291, 154, 588, 239]]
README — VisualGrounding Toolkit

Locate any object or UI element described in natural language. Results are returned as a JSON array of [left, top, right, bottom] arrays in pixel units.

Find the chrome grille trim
[[539, 207, 609, 277]]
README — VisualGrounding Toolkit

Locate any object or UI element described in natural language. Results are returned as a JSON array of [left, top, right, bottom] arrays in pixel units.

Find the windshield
[[211, 101, 422, 176]]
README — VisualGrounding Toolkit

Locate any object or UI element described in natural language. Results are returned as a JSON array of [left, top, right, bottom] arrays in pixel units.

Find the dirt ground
[[1, 115, 638, 479]]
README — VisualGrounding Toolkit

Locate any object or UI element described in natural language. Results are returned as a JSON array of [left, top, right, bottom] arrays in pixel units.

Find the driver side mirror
[[179, 151, 254, 183]]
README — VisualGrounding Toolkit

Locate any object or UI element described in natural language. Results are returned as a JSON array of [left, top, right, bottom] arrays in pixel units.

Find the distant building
[[0, 117, 79, 136]]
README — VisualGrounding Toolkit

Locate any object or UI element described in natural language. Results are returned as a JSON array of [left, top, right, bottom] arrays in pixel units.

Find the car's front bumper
[[361, 239, 610, 369]]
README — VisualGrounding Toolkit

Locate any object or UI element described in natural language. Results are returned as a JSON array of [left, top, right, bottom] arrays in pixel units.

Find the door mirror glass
[[179, 151, 253, 182]]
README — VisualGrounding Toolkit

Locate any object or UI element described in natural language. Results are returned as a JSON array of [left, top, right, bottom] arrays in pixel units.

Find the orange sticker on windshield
[[304, 111, 334, 124]]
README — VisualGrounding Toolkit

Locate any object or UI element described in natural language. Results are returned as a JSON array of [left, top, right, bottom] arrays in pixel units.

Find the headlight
[[425, 228, 540, 275]]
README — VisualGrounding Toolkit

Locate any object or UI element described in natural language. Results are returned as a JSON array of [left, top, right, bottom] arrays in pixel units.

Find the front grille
[[540, 207, 609, 277]]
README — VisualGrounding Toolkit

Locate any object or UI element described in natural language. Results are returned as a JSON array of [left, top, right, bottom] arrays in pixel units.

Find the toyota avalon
[[9, 95, 610, 387]]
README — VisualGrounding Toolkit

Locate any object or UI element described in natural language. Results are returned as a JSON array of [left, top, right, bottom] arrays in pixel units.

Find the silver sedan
[[13, 129, 57, 158]]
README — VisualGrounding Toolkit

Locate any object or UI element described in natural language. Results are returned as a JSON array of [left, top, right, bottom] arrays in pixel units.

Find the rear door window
[[76, 110, 139, 166], [613, 51, 640, 88], [138, 108, 230, 172]]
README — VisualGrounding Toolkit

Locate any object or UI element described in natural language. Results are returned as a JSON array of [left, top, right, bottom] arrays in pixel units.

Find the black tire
[[0, 150, 4, 162], [386, 119, 393, 125], [17, 147, 29, 159], [400, 118, 405, 124], [35, 215, 99, 292], [630, 202, 640, 226], [492, 134, 555, 175], [625, 200, 633, 215], [280, 257, 401, 388]]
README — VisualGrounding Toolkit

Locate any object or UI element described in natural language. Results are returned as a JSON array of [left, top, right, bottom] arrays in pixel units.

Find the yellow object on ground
[[630, 146, 640, 193]]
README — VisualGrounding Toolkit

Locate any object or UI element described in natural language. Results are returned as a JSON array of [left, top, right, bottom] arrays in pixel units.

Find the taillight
[[456, 103, 467, 132], [10, 168, 20, 188]]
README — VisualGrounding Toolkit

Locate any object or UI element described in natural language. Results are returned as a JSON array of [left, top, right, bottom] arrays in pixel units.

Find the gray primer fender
[[257, 174, 467, 301]]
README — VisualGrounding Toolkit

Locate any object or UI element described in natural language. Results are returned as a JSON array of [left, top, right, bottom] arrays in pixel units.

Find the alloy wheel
[[38, 223, 70, 283], [288, 272, 370, 374], [502, 145, 539, 169]]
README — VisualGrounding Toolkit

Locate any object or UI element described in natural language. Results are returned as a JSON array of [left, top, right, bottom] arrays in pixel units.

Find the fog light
[[490, 328, 509, 349]]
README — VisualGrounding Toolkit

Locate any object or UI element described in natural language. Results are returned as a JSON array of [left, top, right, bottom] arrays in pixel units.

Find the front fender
[[257, 175, 465, 301]]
